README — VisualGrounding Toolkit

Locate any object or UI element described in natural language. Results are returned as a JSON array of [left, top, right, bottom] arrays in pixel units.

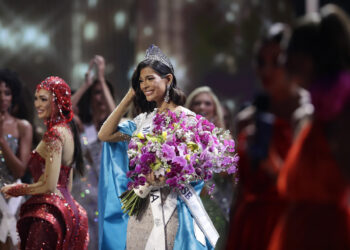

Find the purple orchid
[[126, 109, 239, 192], [162, 144, 176, 160]]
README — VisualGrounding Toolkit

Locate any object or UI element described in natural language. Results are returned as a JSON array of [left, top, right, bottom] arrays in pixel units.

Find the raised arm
[[95, 55, 116, 112], [0, 118, 33, 179], [71, 59, 94, 108], [1, 127, 64, 197], [98, 88, 135, 142]]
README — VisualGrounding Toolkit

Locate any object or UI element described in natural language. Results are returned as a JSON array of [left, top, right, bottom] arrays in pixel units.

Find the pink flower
[[172, 156, 187, 168], [224, 139, 235, 153], [162, 144, 176, 160], [127, 109, 238, 192]]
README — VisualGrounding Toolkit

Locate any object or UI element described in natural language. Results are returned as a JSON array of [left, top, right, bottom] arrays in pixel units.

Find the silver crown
[[144, 44, 174, 72]]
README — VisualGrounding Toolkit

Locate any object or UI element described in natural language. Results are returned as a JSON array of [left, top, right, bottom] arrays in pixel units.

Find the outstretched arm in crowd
[[71, 55, 116, 113]]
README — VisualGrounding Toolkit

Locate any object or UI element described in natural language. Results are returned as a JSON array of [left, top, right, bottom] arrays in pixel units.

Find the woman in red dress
[[226, 23, 312, 250], [269, 4, 350, 250], [1, 76, 89, 249]]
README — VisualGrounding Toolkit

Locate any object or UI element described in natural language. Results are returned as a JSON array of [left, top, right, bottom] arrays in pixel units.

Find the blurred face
[[286, 52, 314, 89], [0, 82, 12, 113], [191, 92, 215, 121], [139, 67, 169, 105], [91, 82, 108, 112], [34, 88, 52, 120], [256, 43, 287, 97]]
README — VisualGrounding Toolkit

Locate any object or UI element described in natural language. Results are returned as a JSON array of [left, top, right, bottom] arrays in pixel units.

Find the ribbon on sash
[[0, 180, 23, 245], [145, 184, 219, 249], [145, 188, 177, 250], [178, 184, 219, 248]]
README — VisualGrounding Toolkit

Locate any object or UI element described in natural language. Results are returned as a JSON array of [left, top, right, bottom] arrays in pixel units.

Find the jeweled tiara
[[144, 44, 174, 72]]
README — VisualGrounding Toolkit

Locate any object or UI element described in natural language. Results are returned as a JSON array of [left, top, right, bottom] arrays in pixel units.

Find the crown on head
[[144, 44, 174, 72]]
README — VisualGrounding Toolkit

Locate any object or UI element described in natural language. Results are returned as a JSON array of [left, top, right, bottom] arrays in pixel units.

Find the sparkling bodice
[[0, 134, 19, 187], [18, 151, 89, 249], [28, 151, 71, 189]]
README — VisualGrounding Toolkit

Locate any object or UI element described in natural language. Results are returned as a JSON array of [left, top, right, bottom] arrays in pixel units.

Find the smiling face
[[0, 81, 12, 113], [139, 67, 170, 105], [34, 88, 52, 120], [191, 92, 216, 121]]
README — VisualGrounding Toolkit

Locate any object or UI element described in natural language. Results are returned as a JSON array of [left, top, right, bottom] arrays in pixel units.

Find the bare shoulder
[[44, 124, 72, 145], [54, 124, 72, 138], [236, 105, 255, 123], [17, 119, 32, 129], [16, 119, 33, 135], [175, 106, 196, 117], [236, 105, 256, 134]]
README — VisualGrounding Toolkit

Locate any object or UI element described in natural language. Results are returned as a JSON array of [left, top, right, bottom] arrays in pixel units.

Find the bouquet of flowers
[[120, 110, 238, 216]]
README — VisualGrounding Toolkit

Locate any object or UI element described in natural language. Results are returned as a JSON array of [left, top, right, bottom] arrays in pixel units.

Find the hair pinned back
[[131, 46, 186, 114]]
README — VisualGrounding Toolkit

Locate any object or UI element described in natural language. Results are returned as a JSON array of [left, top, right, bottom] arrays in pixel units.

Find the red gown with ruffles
[[226, 118, 291, 250], [268, 121, 350, 250], [17, 151, 89, 250]]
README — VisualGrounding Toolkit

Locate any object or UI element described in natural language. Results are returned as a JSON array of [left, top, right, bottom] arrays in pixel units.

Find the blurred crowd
[[0, 3, 350, 250]]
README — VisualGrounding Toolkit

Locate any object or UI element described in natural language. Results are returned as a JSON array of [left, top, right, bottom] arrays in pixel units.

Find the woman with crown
[[1, 76, 89, 249], [97, 45, 222, 250]]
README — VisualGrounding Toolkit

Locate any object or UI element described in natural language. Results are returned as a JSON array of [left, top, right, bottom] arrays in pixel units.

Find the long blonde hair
[[185, 86, 225, 128]]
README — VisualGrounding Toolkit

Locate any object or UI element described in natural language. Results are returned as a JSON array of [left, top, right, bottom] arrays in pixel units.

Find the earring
[[164, 84, 170, 103]]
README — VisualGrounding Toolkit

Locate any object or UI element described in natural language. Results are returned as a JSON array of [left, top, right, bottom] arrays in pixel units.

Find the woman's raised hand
[[84, 59, 95, 87], [127, 87, 136, 98], [94, 55, 106, 81]]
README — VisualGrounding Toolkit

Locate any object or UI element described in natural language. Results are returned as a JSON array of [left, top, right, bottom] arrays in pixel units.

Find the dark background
[[0, 0, 349, 113]]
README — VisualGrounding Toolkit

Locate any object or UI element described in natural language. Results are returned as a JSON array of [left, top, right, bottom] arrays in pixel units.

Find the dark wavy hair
[[0, 69, 34, 122], [0, 69, 22, 110], [316, 5, 350, 79], [254, 23, 291, 68], [69, 119, 84, 176], [287, 4, 350, 83], [57, 106, 84, 176], [131, 59, 186, 114], [77, 79, 114, 124]]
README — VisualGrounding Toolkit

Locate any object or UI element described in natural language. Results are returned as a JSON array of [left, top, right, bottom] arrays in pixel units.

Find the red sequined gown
[[268, 121, 350, 250], [226, 118, 291, 250], [17, 151, 89, 250]]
